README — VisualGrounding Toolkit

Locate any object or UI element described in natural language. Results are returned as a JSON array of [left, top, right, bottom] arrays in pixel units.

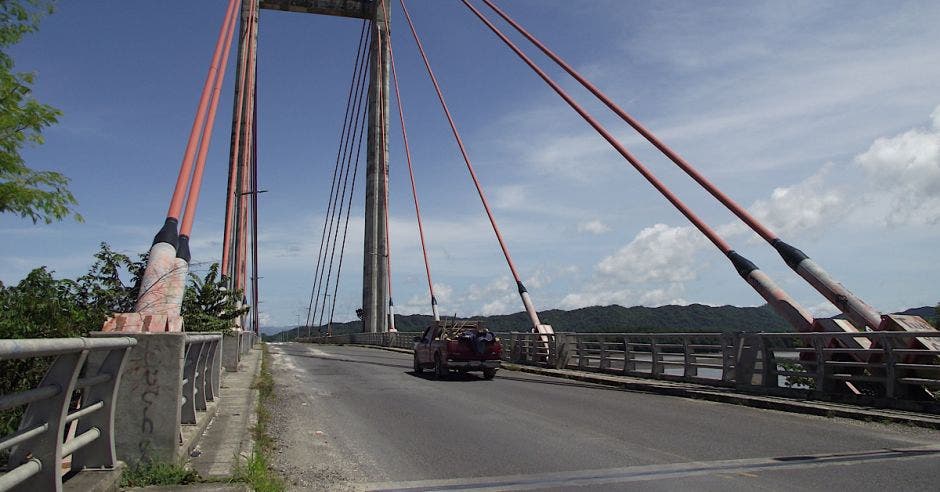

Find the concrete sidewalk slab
[[188, 346, 263, 479]]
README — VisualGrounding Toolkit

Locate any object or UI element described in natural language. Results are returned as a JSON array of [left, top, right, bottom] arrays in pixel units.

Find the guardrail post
[[599, 339, 609, 371], [91, 332, 185, 465], [650, 337, 662, 378], [7, 350, 86, 492], [884, 339, 897, 399], [812, 337, 828, 392], [193, 341, 210, 412], [683, 337, 698, 378], [180, 340, 201, 425], [554, 333, 572, 369], [622, 337, 635, 374], [576, 336, 586, 371], [206, 337, 222, 400], [72, 343, 134, 471], [720, 333, 736, 383], [222, 332, 240, 372], [735, 334, 759, 387], [760, 338, 777, 388], [547, 334, 557, 367]]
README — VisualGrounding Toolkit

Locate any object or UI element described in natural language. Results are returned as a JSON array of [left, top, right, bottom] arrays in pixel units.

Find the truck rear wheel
[[433, 353, 446, 379], [413, 353, 423, 374], [483, 368, 497, 380]]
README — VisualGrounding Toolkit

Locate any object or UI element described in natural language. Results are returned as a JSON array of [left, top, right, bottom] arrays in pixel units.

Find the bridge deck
[[267, 343, 940, 490]]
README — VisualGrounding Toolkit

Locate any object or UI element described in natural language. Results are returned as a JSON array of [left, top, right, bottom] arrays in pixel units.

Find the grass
[[234, 343, 285, 492], [120, 461, 199, 487]]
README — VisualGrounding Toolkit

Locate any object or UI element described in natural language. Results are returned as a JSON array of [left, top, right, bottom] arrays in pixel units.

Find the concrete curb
[[335, 342, 940, 429]]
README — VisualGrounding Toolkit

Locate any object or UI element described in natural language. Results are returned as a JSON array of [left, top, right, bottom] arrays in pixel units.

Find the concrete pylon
[[362, 3, 390, 333]]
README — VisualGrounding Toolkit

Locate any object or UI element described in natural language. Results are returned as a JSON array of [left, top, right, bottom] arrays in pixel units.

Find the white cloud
[[855, 105, 940, 225], [560, 224, 707, 309], [748, 164, 847, 239], [492, 184, 529, 210], [597, 224, 705, 284], [577, 219, 611, 235]]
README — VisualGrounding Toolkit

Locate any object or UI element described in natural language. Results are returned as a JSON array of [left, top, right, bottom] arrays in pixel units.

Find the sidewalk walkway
[[188, 346, 263, 480]]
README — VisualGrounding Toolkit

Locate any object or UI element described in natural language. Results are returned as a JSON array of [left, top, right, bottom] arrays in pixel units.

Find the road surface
[[266, 343, 940, 491]]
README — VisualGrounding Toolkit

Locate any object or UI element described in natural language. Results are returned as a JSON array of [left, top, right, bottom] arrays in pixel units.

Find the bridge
[[1, 1, 939, 491]]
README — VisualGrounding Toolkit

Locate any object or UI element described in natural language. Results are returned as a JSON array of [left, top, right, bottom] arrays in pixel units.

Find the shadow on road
[[407, 371, 489, 382]]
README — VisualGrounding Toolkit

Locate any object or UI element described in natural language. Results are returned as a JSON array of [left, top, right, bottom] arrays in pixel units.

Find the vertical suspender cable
[[311, 29, 372, 328], [479, 0, 882, 331], [327, 94, 369, 336], [317, 64, 369, 327], [461, 0, 816, 332], [305, 21, 371, 328], [398, 0, 547, 333]]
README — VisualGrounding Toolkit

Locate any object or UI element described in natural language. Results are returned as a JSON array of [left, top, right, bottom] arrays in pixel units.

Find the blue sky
[[2, 1, 938, 329]]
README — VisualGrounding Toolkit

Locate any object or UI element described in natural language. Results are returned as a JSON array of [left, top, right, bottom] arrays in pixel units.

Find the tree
[[0, 0, 80, 223], [182, 263, 249, 333]]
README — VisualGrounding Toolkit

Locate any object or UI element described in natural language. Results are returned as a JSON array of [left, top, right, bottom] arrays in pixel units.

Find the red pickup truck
[[413, 320, 501, 379]]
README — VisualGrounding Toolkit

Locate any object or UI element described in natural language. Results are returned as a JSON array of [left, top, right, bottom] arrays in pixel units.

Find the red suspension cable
[[179, 0, 239, 239], [461, 0, 731, 254], [479, 0, 883, 331], [389, 30, 437, 311], [461, 0, 817, 332], [482, 0, 773, 241], [399, 2, 523, 282], [383, 0, 438, 318], [167, 0, 240, 221]]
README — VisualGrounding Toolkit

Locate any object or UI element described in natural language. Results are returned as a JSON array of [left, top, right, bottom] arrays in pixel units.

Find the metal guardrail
[[0, 337, 137, 492], [505, 332, 736, 385], [741, 331, 940, 400], [303, 332, 421, 350], [238, 331, 258, 355], [181, 334, 222, 426]]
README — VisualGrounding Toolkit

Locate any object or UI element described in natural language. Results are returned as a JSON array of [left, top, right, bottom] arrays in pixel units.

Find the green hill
[[267, 303, 794, 340]]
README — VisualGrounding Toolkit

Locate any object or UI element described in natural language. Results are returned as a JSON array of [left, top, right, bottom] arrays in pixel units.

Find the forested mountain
[[268, 303, 796, 340]]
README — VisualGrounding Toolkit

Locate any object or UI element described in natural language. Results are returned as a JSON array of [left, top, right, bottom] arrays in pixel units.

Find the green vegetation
[[120, 461, 199, 488], [268, 303, 794, 341], [0, 0, 81, 223], [234, 344, 284, 491], [0, 243, 246, 438], [183, 262, 249, 333]]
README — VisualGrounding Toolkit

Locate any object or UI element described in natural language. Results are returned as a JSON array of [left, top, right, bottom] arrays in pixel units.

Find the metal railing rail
[[0, 337, 137, 492], [503, 332, 736, 385], [181, 334, 222, 425], [741, 331, 940, 401]]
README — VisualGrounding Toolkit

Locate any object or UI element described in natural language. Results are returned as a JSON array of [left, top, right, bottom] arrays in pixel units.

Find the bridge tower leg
[[222, 0, 259, 331], [362, 3, 390, 333]]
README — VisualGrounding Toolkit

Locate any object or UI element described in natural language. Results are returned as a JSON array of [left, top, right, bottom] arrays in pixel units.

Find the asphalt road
[[266, 343, 940, 491]]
